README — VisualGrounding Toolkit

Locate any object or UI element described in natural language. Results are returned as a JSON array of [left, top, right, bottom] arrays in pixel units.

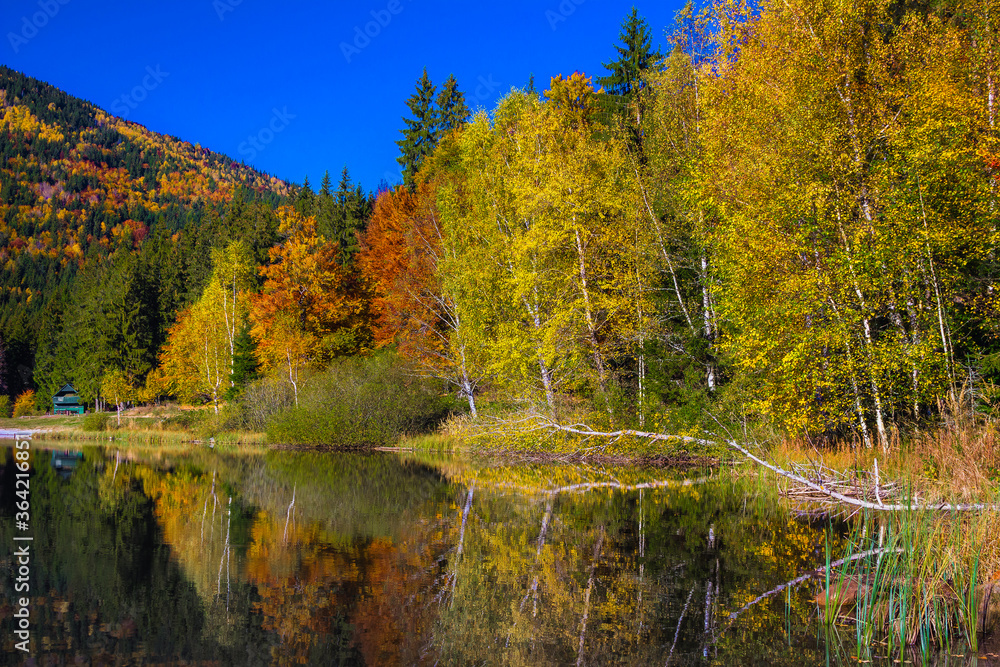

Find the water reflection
[[0, 444, 989, 665], [49, 450, 83, 480]]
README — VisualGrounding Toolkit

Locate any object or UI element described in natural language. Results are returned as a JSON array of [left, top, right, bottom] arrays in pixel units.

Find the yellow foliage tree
[[12, 390, 37, 418], [157, 241, 254, 412]]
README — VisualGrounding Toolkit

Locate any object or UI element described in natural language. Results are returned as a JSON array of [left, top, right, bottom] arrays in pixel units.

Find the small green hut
[[53, 383, 84, 415]]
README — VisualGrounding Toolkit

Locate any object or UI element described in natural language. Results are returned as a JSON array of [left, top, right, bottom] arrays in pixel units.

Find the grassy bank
[[0, 409, 266, 450]]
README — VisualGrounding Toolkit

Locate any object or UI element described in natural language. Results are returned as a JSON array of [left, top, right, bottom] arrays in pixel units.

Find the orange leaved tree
[[359, 172, 481, 416], [250, 207, 369, 404]]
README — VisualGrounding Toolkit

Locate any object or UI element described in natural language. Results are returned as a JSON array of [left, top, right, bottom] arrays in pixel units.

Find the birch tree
[[442, 78, 650, 414], [700, 0, 1000, 443], [157, 241, 254, 412], [359, 161, 484, 416]]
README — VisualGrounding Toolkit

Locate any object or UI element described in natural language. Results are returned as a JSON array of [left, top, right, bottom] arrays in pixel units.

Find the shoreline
[[0, 428, 47, 438]]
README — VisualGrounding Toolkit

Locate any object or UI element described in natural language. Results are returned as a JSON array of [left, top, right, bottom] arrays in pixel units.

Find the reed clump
[[816, 503, 1000, 656]]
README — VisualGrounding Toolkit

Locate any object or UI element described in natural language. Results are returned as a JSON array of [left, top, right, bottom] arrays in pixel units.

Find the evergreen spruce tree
[[227, 325, 260, 398], [319, 170, 333, 198], [0, 332, 11, 397], [331, 167, 363, 263], [316, 170, 337, 238], [396, 68, 439, 188], [599, 8, 663, 100], [436, 74, 470, 138], [294, 176, 315, 216]]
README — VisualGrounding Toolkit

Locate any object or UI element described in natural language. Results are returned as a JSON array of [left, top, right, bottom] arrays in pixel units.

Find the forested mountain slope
[[0, 66, 291, 400]]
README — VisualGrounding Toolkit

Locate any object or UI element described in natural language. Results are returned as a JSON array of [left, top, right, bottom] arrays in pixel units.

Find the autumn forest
[[2, 0, 999, 449]]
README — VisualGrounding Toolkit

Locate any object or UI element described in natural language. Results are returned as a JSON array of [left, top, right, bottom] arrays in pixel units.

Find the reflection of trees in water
[[0, 446, 273, 663], [3, 446, 852, 665], [432, 471, 844, 666], [145, 448, 458, 664]]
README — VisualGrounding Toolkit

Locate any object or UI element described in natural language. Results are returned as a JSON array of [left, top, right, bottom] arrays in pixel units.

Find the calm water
[[0, 443, 988, 665]]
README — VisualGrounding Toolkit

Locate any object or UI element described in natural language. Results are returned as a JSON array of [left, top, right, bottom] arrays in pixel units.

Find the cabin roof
[[53, 382, 78, 398]]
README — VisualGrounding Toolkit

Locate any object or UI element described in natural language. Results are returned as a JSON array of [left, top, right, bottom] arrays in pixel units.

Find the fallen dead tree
[[525, 414, 1000, 512], [781, 460, 902, 517]]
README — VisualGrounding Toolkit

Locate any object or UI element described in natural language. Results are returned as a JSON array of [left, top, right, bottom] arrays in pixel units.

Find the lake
[[0, 442, 986, 665]]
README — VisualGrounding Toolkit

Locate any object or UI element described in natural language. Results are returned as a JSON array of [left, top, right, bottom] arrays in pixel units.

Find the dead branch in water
[[781, 460, 902, 517], [707, 546, 907, 649], [525, 414, 1000, 512]]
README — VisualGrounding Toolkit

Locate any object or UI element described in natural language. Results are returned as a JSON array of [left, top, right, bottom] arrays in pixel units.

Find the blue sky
[[1, 0, 685, 192]]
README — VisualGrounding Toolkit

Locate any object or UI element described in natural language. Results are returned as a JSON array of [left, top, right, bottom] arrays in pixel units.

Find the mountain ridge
[[0, 65, 295, 398]]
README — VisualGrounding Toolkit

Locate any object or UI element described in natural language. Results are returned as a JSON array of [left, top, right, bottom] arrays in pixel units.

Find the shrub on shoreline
[[225, 377, 295, 432], [82, 412, 112, 432], [265, 353, 454, 447], [13, 390, 38, 418]]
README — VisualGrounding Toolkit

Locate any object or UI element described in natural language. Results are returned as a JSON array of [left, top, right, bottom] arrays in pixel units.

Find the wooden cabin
[[52, 383, 84, 415]]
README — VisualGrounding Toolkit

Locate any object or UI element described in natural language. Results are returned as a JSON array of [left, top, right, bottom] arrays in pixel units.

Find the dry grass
[[908, 422, 1000, 502]]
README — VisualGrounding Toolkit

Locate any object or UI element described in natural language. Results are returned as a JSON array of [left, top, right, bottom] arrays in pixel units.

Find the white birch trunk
[[574, 228, 608, 392], [701, 254, 716, 391]]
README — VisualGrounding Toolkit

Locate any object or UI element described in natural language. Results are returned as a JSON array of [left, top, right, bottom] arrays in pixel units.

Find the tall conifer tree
[[316, 170, 336, 239], [436, 74, 470, 138], [396, 68, 439, 188], [599, 8, 663, 100], [295, 176, 315, 216], [319, 170, 333, 198], [332, 167, 363, 263]]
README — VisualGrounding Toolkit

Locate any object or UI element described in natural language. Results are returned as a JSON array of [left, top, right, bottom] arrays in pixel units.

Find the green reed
[[825, 505, 987, 659]]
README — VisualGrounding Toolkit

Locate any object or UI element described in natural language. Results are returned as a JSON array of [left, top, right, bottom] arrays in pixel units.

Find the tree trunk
[[463, 378, 478, 418], [701, 254, 716, 391], [525, 296, 556, 413], [459, 347, 477, 418], [286, 348, 299, 408], [574, 228, 609, 405]]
